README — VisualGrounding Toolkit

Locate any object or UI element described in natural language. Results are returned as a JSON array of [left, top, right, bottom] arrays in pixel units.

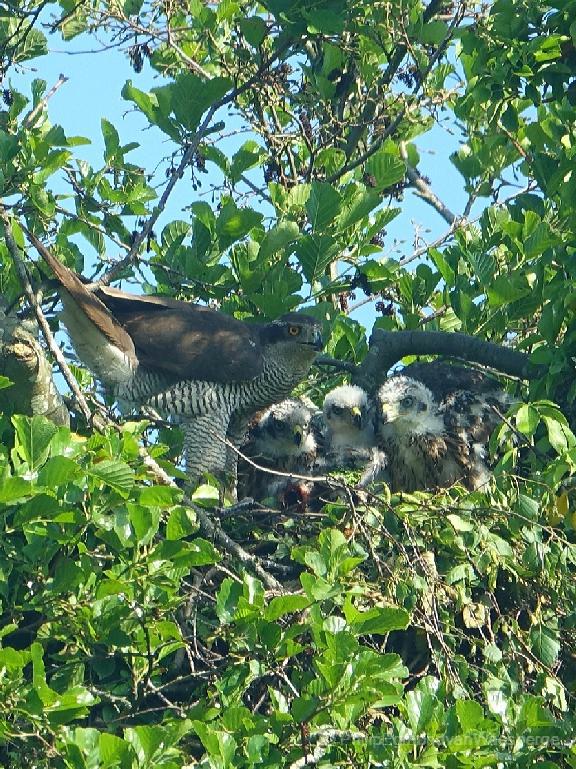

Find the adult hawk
[[239, 397, 318, 503], [374, 375, 511, 492], [37, 242, 323, 487]]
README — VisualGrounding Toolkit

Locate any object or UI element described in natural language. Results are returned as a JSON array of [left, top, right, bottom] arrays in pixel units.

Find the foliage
[[0, 0, 576, 766]]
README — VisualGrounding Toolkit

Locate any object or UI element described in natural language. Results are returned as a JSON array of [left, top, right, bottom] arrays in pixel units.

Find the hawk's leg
[[182, 413, 230, 490], [224, 414, 250, 502]]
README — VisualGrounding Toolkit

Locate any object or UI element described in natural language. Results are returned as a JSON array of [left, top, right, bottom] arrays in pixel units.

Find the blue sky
[[12, 27, 475, 331]]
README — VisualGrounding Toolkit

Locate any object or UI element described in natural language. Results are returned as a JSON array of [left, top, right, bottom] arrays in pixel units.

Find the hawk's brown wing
[[97, 287, 265, 383]]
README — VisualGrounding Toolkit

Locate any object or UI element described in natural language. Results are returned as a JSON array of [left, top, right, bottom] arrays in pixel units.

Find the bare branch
[[23, 74, 69, 129], [400, 142, 456, 225]]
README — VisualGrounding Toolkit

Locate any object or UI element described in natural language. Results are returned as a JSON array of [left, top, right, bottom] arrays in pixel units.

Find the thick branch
[[353, 329, 544, 392], [1, 211, 95, 424], [0, 310, 69, 426]]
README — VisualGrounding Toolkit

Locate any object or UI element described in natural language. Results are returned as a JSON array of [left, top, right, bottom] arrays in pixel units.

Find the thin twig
[[23, 74, 69, 128]]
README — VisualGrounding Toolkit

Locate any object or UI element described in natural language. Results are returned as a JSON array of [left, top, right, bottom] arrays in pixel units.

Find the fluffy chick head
[[376, 376, 442, 436]]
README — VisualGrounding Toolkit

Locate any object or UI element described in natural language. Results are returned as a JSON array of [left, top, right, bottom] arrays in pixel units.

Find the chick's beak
[[293, 426, 303, 446], [351, 406, 362, 429]]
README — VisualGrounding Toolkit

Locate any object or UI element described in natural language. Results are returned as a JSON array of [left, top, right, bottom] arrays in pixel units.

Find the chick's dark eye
[[332, 405, 344, 414], [288, 326, 301, 336], [400, 396, 414, 408]]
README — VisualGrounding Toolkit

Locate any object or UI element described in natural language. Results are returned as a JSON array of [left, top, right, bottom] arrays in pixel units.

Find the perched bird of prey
[[374, 375, 510, 492], [35, 239, 322, 488], [239, 397, 318, 502]]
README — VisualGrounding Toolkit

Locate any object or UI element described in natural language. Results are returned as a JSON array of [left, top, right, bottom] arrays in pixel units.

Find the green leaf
[[337, 189, 382, 230], [87, 459, 135, 496], [230, 140, 265, 183], [238, 16, 268, 47], [216, 201, 263, 249], [265, 594, 311, 621], [306, 181, 341, 230], [0, 476, 33, 503], [121, 81, 179, 140], [530, 624, 560, 667], [138, 485, 182, 506], [12, 415, 58, 471], [171, 74, 232, 130], [419, 20, 449, 44], [349, 606, 410, 635], [100, 732, 134, 769], [543, 416, 574, 453], [166, 506, 198, 539], [465, 250, 496, 285], [515, 404, 540, 436], [101, 118, 120, 161], [365, 150, 406, 190], [294, 233, 338, 283], [258, 221, 300, 262], [37, 456, 80, 487], [291, 696, 320, 723], [123, 0, 144, 14]]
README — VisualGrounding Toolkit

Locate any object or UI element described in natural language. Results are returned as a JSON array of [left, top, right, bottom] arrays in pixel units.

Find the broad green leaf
[[258, 221, 300, 261], [123, 0, 144, 14], [138, 485, 182, 506], [0, 476, 33, 503], [465, 250, 496, 285], [100, 732, 134, 769], [530, 624, 560, 667], [122, 81, 179, 139], [419, 20, 449, 44], [171, 74, 232, 130], [365, 150, 406, 190], [543, 416, 574, 453], [305, 181, 341, 230], [166, 506, 198, 539], [265, 594, 311, 620], [216, 201, 263, 249], [337, 189, 382, 230], [101, 118, 120, 161], [238, 16, 268, 46], [37, 456, 80, 487], [515, 404, 540, 436], [230, 141, 265, 183], [12, 415, 58, 470], [87, 459, 135, 496], [349, 606, 410, 635], [294, 233, 338, 283]]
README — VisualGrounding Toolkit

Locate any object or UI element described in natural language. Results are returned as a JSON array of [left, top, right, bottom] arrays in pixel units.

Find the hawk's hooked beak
[[293, 425, 303, 446], [351, 405, 363, 429], [311, 328, 323, 351], [380, 407, 389, 424]]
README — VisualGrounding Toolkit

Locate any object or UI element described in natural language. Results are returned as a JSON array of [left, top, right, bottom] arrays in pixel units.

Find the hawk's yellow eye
[[288, 326, 301, 336]]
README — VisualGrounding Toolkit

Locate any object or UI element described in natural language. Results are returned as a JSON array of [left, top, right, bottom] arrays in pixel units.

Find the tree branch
[[399, 142, 456, 225], [1, 211, 95, 424], [353, 329, 544, 392], [0, 309, 70, 425]]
